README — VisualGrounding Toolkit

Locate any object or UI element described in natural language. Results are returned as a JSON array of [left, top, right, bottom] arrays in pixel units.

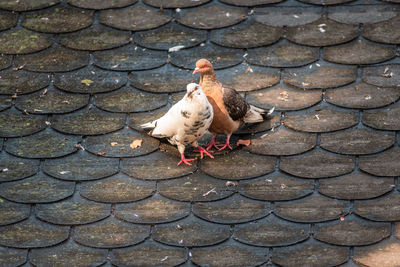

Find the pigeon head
[[186, 83, 201, 98], [193, 59, 214, 75]]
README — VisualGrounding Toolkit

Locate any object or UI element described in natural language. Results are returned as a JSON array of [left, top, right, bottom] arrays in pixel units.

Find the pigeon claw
[[217, 136, 233, 151], [194, 146, 214, 159], [178, 153, 195, 166]]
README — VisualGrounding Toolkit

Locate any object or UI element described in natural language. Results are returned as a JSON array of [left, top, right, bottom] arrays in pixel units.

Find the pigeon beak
[[193, 67, 200, 74]]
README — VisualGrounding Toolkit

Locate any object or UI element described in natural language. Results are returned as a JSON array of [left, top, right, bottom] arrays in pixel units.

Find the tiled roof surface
[[0, 0, 399, 266]]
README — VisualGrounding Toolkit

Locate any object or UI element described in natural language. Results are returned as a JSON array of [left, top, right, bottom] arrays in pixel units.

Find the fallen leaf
[[81, 79, 94, 86], [110, 142, 118, 146], [340, 216, 345, 221], [237, 139, 251, 147], [97, 152, 106, 156], [130, 139, 143, 149]]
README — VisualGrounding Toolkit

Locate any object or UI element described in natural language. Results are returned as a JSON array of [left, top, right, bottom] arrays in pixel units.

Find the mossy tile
[[359, 148, 400, 177], [121, 151, 196, 180], [0, 173, 74, 204], [6, 128, 80, 159], [158, 172, 233, 202], [255, 7, 322, 27], [115, 194, 189, 224], [60, 25, 131, 51], [153, 215, 230, 247], [0, 198, 30, 226], [199, 150, 276, 180], [246, 39, 319, 68], [36, 194, 110, 225], [43, 150, 119, 181], [355, 192, 400, 221], [128, 64, 194, 93], [0, 217, 69, 248], [319, 172, 394, 200], [193, 194, 269, 224], [54, 65, 127, 94], [177, 3, 247, 30], [129, 106, 169, 131], [143, 0, 210, 8], [0, 55, 12, 71], [353, 238, 400, 267], [73, 217, 150, 248], [0, 153, 39, 182], [0, 246, 27, 267], [30, 239, 107, 267], [85, 127, 159, 158], [135, 22, 207, 51], [0, 70, 49, 95], [328, 5, 398, 25], [15, 87, 89, 114], [111, 240, 185, 267], [80, 173, 155, 203], [68, 0, 137, 9], [286, 17, 358, 47], [0, 109, 46, 137], [99, 4, 171, 31], [170, 43, 243, 70], [0, 11, 17, 31], [221, 0, 283, 6], [364, 16, 400, 44], [51, 108, 125, 135], [211, 20, 281, 49], [215, 63, 280, 92], [275, 195, 350, 223], [362, 64, 400, 87], [93, 45, 166, 71], [234, 215, 309, 247], [0, 96, 11, 111], [15, 45, 89, 72], [0, 28, 51, 55], [95, 86, 168, 113], [239, 173, 314, 201], [22, 6, 93, 33], [363, 103, 400, 131], [0, 0, 59, 11]]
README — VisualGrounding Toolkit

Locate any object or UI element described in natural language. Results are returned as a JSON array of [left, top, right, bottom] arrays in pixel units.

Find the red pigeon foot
[[193, 146, 214, 159], [202, 136, 222, 150], [177, 153, 195, 166], [218, 136, 233, 151]]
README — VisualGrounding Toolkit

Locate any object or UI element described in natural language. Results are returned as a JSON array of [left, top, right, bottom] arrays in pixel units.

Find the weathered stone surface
[[328, 5, 398, 25], [319, 172, 395, 200], [0, 109, 46, 137], [0, 198, 30, 226], [68, 0, 137, 9], [221, 0, 283, 5], [0, 28, 51, 55], [43, 150, 119, 181], [0, 96, 11, 111], [363, 103, 400, 131], [0, 217, 69, 248], [6, 128, 79, 159], [0, 246, 27, 267], [298, 0, 355, 5], [158, 172, 234, 202], [359, 148, 400, 177], [0, 11, 17, 31], [355, 193, 400, 221], [0, 153, 39, 182], [115, 194, 189, 224], [275, 195, 350, 222], [364, 16, 400, 44], [0, 69, 49, 95], [353, 238, 400, 267], [255, 7, 322, 27], [0, 0, 59, 11], [80, 173, 155, 203], [73, 217, 150, 248], [362, 64, 400, 87], [0, 55, 12, 71], [200, 150, 276, 180], [144, 0, 210, 7]]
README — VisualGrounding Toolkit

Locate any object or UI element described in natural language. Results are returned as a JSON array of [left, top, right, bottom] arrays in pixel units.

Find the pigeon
[[141, 83, 214, 166], [193, 59, 274, 150]]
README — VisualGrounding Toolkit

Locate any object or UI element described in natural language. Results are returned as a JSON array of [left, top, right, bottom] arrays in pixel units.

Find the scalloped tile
[[286, 17, 358, 47], [0, 0, 59, 11], [314, 215, 390, 246], [234, 215, 309, 247], [93, 45, 166, 71], [54, 65, 127, 94], [0, 96, 12, 111], [73, 217, 150, 248], [51, 108, 125, 135], [30, 240, 107, 267], [298, 0, 355, 5], [275, 195, 350, 223], [36, 194, 110, 225], [15, 45, 89, 72], [121, 151, 196, 180], [362, 64, 400, 87], [353, 238, 400, 267], [60, 24, 131, 51], [15, 87, 89, 114], [0, 153, 39, 182], [323, 39, 395, 65], [0, 109, 46, 137], [255, 7, 322, 27], [0, 198, 30, 226], [328, 5, 398, 25], [359, 148, 400, 177], [6, 128, 80, 159], [170, 43, 243, 70], [284, 108, 358, 133], [221, 0, 283, 5], [43, 150, 119, 181], [0, 28, 51, 55], [355, 192, 400, 221], [22, 6, 93, 33], [99, 4, 171, 31], [80, 173, 155, 203], [0, 69, 49, 95], [193, 194, 269, 224], [0, 246, 27, 267], [177, 3, 247, 30], [363, 103, 400, 131], [326, 82, 400, 109], [0, 173, 74, 203], [158, 172, 234, 202], [135, 22, 207, 51], [199, 150, 275, 180], [115, 194, 189, 224], [68, 0, 137, 9], [364, 15, 400, 44], [153, 215, 230, 247], [319, 173, 394, 200], [144, 0, 210, 7], [0, 55, 12, 71], [0, 11, 17, 31]]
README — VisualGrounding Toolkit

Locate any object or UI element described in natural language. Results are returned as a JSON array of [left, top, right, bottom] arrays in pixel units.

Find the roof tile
[[255, 7, 322, 27], [363, 102, 400, 131], [0, 69, 49, 95], [0, 11, 17, 31], [0, 55, 12, 71], [328, 5, 398, 25], [355, 192, 400, 221], [0, 109, 46, 137], [0, 153, 39, 182], [359, 147, 400, 176], [362, 64, 400, 87], [297, 0, 355, 5], [353, 238, 400, 267], [0, 0, 59, 12], [0, 28, 51, 55], [221, 0, 284, 6], [68, 0, 137, 9], [0, 246, 27, 267], [363, 15, 400, 44], [0, 198, 30, 226], [144, 0, 210, 8], [0, 96, 9, 111]]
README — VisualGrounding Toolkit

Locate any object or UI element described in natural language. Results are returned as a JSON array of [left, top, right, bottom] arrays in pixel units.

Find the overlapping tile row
[[0, 0, 399, 266]]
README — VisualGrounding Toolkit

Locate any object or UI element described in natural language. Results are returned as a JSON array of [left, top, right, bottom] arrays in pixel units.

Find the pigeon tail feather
[[141, 121, 156, 130], [244, 105, 275, 123]]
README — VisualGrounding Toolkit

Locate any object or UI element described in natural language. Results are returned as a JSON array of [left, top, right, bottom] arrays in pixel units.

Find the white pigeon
[[141, 83, 214, 166]]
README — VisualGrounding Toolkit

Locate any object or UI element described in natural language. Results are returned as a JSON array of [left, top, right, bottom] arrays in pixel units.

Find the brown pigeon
[[193, 59, 274, 150]]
